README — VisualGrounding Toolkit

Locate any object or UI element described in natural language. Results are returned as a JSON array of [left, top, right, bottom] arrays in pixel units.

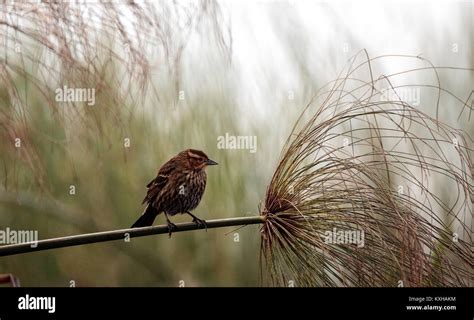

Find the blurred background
[[0, 0, 471, 286]]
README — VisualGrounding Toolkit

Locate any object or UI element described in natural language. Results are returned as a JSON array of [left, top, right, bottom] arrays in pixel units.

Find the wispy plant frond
[[0, 1, 231, 192], [261, 51, 473, 287]]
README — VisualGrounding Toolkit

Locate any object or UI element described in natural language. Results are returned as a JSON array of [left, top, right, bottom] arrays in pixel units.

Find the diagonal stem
[[0, 216, 265, 257]]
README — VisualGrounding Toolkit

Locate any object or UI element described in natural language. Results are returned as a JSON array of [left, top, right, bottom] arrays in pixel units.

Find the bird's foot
[[166, 221, 177, 238], [192, 217, 207, 232]]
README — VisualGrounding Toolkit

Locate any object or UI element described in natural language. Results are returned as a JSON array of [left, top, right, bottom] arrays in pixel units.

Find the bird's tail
[[131, 205, 159, 228]]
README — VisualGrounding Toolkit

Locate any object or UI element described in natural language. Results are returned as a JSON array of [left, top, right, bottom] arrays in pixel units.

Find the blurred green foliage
[[0, 70, 297, 286]]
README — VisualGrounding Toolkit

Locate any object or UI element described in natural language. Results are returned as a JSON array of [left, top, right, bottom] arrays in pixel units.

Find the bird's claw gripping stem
[[193, 217, 207, 232], [166, 221, 177, 238]]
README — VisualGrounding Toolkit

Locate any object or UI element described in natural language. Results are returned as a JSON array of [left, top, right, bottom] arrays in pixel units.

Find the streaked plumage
[[131, 149, 218, 235]]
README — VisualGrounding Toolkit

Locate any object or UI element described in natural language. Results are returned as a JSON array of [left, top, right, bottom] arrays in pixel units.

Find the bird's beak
[[206, 159, 218, 166]]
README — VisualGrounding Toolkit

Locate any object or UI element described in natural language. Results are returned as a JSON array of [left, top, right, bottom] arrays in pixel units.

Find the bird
[[130, 149, 218, 236]]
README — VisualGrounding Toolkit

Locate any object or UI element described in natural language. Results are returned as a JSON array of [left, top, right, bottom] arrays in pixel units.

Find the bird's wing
[[142, 159, 177, 205]]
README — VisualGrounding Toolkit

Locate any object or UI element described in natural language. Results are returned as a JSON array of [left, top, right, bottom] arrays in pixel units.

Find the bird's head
[[181, 149, 218, 170]]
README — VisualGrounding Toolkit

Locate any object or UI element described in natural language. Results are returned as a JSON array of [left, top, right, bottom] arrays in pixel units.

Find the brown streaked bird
[[131, 149, 218, 235]]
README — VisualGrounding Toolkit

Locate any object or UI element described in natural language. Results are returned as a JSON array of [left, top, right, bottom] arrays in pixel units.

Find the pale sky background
[[178, 0, 472, 125]]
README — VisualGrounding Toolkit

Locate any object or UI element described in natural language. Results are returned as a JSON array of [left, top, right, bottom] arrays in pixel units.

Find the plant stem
[[0, 216, 265, 257]]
